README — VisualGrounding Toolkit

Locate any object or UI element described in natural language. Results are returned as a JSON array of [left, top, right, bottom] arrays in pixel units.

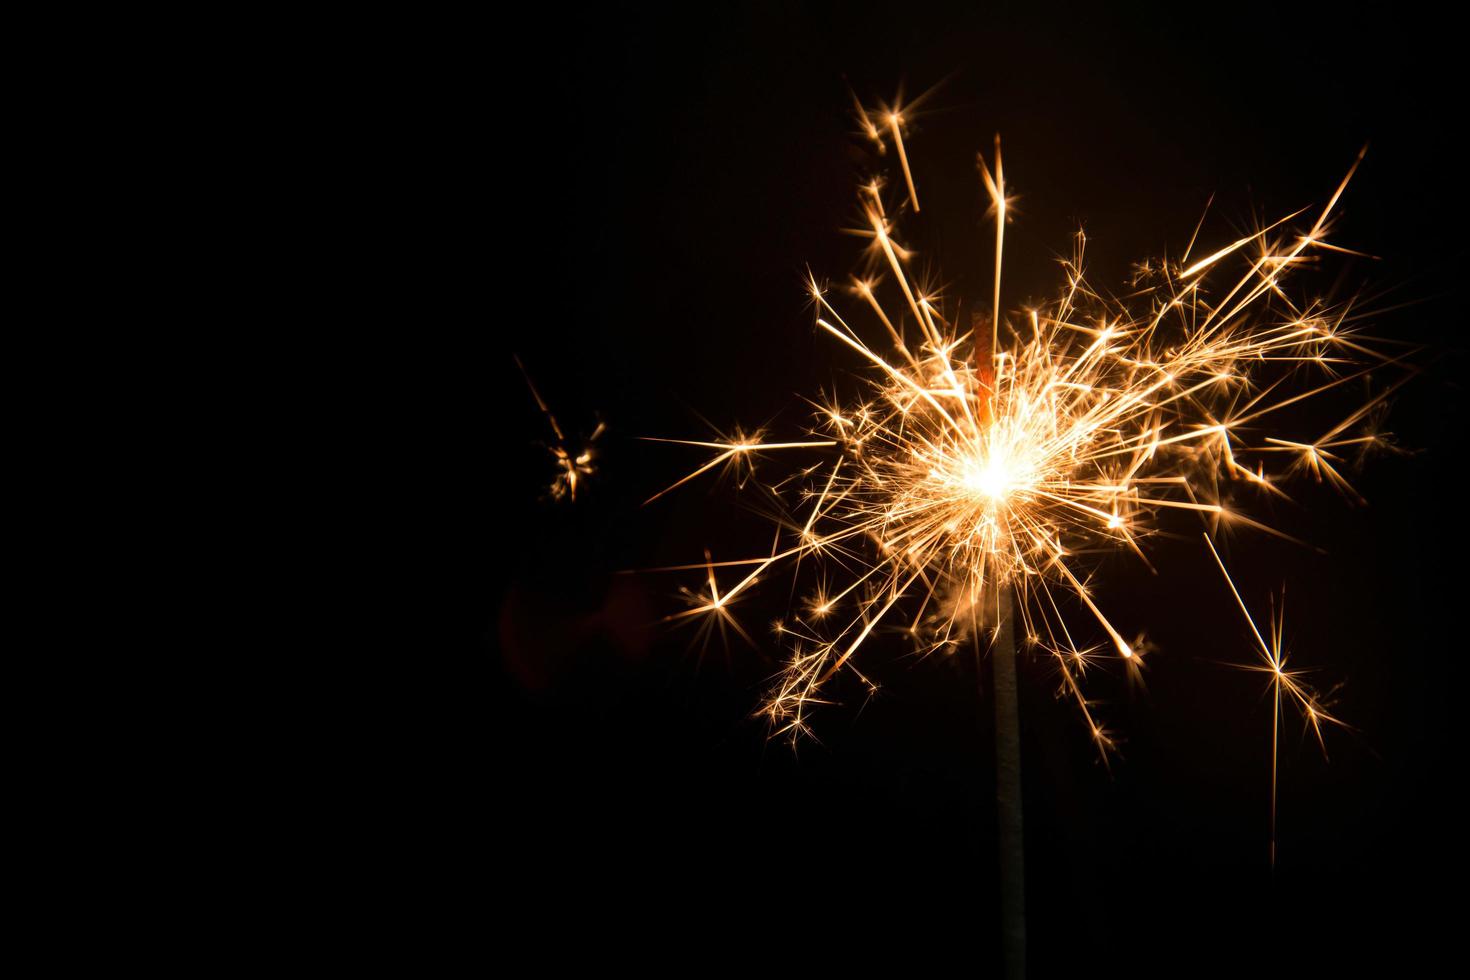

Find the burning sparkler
[[645, 96, 1410, 770]]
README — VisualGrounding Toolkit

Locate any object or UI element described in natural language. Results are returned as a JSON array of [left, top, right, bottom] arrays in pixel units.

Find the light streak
[[1204, 534, 1346, 868]]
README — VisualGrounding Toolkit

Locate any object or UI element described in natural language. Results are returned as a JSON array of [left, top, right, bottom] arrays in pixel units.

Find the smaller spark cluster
[[516, 354, 604, 502]]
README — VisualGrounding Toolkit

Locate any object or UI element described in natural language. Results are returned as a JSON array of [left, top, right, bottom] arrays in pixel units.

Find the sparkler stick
[[990, 586, 1025, 979], [991, 359, 1024, 961], [973, 159, 1025, 975]]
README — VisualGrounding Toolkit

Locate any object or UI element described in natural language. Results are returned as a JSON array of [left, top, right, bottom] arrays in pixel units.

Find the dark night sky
[[472, 3, 1467, 971]]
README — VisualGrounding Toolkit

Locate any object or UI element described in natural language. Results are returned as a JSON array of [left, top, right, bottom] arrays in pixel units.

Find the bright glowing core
[[961, 457, 1014, 501]]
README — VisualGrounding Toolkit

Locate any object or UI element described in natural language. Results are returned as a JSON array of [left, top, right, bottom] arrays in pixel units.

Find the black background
[[472, 2, 1466, 971]]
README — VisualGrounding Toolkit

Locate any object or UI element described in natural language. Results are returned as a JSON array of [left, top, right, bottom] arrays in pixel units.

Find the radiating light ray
[[888, 113, 920, 213], [640, 435, 837, 505], [977, 134, 1008, 376], [854, 85, 942, 214]]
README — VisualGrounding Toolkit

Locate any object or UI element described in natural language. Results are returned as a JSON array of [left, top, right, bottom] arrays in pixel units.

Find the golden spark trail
[[889, 113, 920, 213], [978, 134, 1006, 371]]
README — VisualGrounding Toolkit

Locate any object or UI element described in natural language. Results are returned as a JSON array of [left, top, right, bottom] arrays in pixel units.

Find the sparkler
[[645, 94, 1410, 841]]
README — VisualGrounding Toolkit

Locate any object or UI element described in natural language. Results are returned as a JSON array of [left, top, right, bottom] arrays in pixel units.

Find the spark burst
[[646, 96, 1412, 774]]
